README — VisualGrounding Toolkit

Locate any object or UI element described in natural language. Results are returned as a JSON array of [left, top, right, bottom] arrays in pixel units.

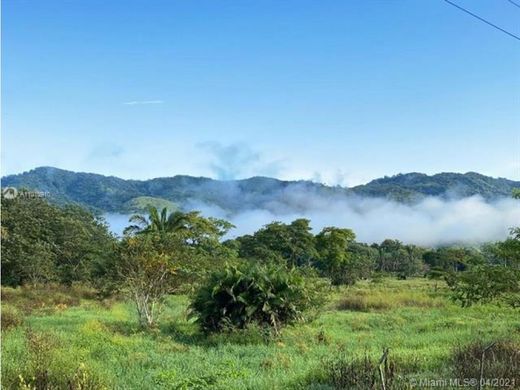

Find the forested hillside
[[2, 167, 519, 213]]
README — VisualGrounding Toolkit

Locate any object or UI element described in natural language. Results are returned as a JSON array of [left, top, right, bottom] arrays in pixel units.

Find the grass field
[[2, 279, 519, 389]]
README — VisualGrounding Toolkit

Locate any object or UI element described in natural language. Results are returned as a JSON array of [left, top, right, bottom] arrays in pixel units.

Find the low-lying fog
[[104, 195, 520, 247]]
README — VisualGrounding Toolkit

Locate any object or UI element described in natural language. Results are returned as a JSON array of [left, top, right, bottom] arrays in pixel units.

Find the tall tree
[[315, 227, 357, 285], [1, 194, 115, 286], [236, 219, 317, 267], [124, 207, 190, 235]]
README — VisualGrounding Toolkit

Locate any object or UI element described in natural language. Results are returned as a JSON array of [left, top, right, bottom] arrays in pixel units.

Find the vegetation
[[315, 227, 357, 285], [1, 194, 115, 286], [351, 171, 520, 202], [3, 167, 520, 213], [117, 233, 182, 327], [235, 219, 317, 266], [1, 192, 519, 389], [446, 233, 520, 309], [2, 279, 519, 389], [189, 262, 323, 334], [446, 223, 520, 308]]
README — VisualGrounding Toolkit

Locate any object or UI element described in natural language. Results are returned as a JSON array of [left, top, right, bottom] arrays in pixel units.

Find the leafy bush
[[447, 265, 520, 307], [189, 262, 323, 334]]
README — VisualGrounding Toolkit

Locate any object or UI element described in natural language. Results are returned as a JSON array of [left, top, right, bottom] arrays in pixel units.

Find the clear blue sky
[[2, 0, 519, 185]]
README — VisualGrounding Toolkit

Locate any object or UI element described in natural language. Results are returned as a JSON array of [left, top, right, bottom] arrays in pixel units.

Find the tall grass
[[2, 279, 519, 389], [336, 279, 446, 312]]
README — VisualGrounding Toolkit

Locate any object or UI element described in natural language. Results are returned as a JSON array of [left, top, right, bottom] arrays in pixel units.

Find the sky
[[2, 0, 519, 186]]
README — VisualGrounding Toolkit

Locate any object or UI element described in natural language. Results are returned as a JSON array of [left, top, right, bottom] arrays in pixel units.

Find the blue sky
[[2, 0, 519, 185]]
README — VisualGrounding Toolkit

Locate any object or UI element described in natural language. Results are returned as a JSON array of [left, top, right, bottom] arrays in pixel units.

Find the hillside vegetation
[[2, 167, 519, 213]]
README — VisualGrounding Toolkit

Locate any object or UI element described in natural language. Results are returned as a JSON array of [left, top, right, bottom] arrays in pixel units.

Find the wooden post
[[477, 342, 496, 390], [378, 348, 389, 390]]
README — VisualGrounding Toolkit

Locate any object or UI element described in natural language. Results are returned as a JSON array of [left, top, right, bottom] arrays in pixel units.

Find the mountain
[[351, 172, 519, 202], [2, 167, 519, 214]]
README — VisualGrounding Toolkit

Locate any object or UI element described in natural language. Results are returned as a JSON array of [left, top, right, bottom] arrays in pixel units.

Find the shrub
[[1, 305, 24, 331], [20, 328, 58, 390], [189, 262, 323, 334], [447, 266, 520, 307], [10, 328, 108, 390]]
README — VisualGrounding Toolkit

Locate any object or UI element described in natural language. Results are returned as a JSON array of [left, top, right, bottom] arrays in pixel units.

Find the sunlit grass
[[2, 279, 519, 389]]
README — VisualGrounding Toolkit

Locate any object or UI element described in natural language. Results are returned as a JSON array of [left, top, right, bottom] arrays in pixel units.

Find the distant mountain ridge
[[2, 167, 519, 214]]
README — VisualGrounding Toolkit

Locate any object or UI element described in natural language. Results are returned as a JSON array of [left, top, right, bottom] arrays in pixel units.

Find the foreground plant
[[189, 262, 324, 334]]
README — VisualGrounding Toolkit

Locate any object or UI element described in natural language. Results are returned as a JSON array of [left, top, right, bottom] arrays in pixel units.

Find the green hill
[[2, 167, 519, 213]]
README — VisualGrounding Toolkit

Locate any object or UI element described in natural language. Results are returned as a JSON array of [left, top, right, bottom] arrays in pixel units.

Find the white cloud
[[122, 100, 164, 105], [198, 141, 284, 180], [188, 193, 520, 247]]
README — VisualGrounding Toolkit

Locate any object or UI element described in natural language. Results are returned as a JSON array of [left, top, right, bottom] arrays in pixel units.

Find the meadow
[[2, 278, 519, 389]]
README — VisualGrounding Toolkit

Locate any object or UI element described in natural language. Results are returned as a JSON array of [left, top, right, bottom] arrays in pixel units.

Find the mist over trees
[[4, 167, 520, 247], [1, 190, 519, 390], [2, 194, 519, 318]]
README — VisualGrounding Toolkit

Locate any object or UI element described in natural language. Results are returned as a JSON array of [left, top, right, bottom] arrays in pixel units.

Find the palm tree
[[123, 206, 193, 235]]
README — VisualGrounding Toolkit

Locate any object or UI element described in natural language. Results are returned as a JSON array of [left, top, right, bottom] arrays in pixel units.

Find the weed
[[452, 339, 520, 382]]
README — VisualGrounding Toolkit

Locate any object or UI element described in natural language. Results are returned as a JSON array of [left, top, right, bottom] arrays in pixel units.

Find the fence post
[[378, 348, 389, 390], [477, 342, 495, 390]]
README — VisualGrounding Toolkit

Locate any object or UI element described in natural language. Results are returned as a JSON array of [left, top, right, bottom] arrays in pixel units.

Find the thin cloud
[[198, 141, 283, 180], [122, 100, 164, 105]]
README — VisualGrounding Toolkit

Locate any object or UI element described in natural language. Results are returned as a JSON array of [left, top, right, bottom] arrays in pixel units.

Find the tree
[[121, 207, 237, 296], [236, 219, 317, 267], [124, 206, 233, 244], [347, 242, 378, 280], [373, 240, 424, 278], [448, 192, 520, 307], [315, 227, 357, 285], [55, 205, 117, 285], [117, 233, 188, 327], [1, 195, 115, 286], [397, 244, 425, 279], [447, 264, 520, 307], [124, 206, 191, 235], [496, 229, 520, 269]]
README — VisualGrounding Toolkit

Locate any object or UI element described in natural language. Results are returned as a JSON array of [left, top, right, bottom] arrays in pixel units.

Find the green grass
[[2, 279, 519, 389]]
